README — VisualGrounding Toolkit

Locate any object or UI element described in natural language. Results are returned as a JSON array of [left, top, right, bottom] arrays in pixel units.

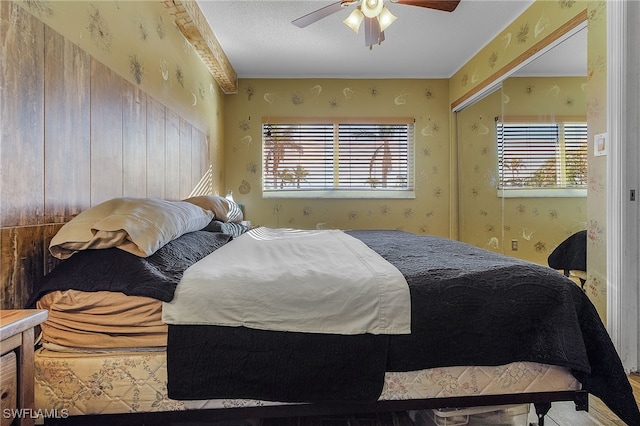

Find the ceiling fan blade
[[292, 1, 353, 28], [390, 0, 461, 12], [364, 16, 384, 49]]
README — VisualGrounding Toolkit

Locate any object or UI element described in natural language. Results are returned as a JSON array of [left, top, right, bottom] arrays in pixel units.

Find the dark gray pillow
[[202, 220, 250, 237]]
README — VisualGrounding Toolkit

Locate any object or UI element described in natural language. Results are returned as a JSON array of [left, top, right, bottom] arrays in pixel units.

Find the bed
[[27, 197, 640, 426]]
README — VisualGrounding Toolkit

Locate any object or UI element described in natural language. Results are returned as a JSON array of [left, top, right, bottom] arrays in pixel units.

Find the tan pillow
[[183, 195, 243, 223], [49, 198, 214, 259]]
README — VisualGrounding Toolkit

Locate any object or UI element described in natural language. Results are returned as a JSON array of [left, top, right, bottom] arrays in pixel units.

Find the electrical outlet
[[511, 239, 518, 251]]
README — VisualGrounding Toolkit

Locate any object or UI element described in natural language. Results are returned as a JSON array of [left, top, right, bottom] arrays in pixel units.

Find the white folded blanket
[[163, 227, 411, 335]]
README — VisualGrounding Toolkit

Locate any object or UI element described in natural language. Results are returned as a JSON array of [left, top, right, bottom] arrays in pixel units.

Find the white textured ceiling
[[195, 0, 586, 79]]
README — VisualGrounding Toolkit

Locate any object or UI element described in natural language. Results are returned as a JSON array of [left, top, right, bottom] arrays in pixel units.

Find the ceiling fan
[[292, 0, 461, 49]]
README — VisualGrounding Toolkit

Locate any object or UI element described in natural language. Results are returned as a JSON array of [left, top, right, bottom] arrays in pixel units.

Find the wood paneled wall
[[0, 2, 211, 310]]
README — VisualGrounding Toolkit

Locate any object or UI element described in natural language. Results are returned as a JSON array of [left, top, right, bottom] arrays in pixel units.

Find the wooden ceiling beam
[[162, 0, 238, 94]]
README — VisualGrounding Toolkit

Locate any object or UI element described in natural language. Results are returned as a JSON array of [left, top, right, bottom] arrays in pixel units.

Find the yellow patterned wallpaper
[[584, 0, 607, 314], [224, 78, 452, 234]]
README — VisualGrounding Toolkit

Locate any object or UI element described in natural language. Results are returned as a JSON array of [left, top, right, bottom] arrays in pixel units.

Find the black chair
[[547, 230, 587, 289]]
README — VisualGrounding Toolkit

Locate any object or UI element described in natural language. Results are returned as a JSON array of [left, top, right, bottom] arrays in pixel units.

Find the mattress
[[34, 348, 580, 416]]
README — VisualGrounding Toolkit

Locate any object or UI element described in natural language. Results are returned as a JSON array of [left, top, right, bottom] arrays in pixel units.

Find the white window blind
[[262, 119, 414, 195], [497, 121, 587, 190], [263, 123, 334, 189]]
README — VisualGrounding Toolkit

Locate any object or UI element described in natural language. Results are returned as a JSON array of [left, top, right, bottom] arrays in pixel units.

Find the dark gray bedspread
[[167, 230, 640, 426]]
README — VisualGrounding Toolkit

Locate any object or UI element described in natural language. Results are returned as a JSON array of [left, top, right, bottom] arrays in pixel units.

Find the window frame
[[261, 117, 416, 199], [496, 116, 588, 198]]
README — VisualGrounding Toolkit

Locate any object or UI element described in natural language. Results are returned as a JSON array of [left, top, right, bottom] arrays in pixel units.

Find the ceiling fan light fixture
[[343, 7, 364, 33], [361, 0, 384, 18], [377, 6, 397, 32]]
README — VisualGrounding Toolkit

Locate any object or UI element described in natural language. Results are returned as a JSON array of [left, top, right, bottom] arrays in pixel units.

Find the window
[[496, 120, 587, 195], [262, 118, 414, 198]]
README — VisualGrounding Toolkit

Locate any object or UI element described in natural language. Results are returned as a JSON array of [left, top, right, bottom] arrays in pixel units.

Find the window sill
[[263, 190, 416, 200], [497, 188, 587, 198]]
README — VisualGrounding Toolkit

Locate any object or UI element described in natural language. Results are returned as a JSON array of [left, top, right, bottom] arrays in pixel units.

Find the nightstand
[[0, 310, 48, 426]]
